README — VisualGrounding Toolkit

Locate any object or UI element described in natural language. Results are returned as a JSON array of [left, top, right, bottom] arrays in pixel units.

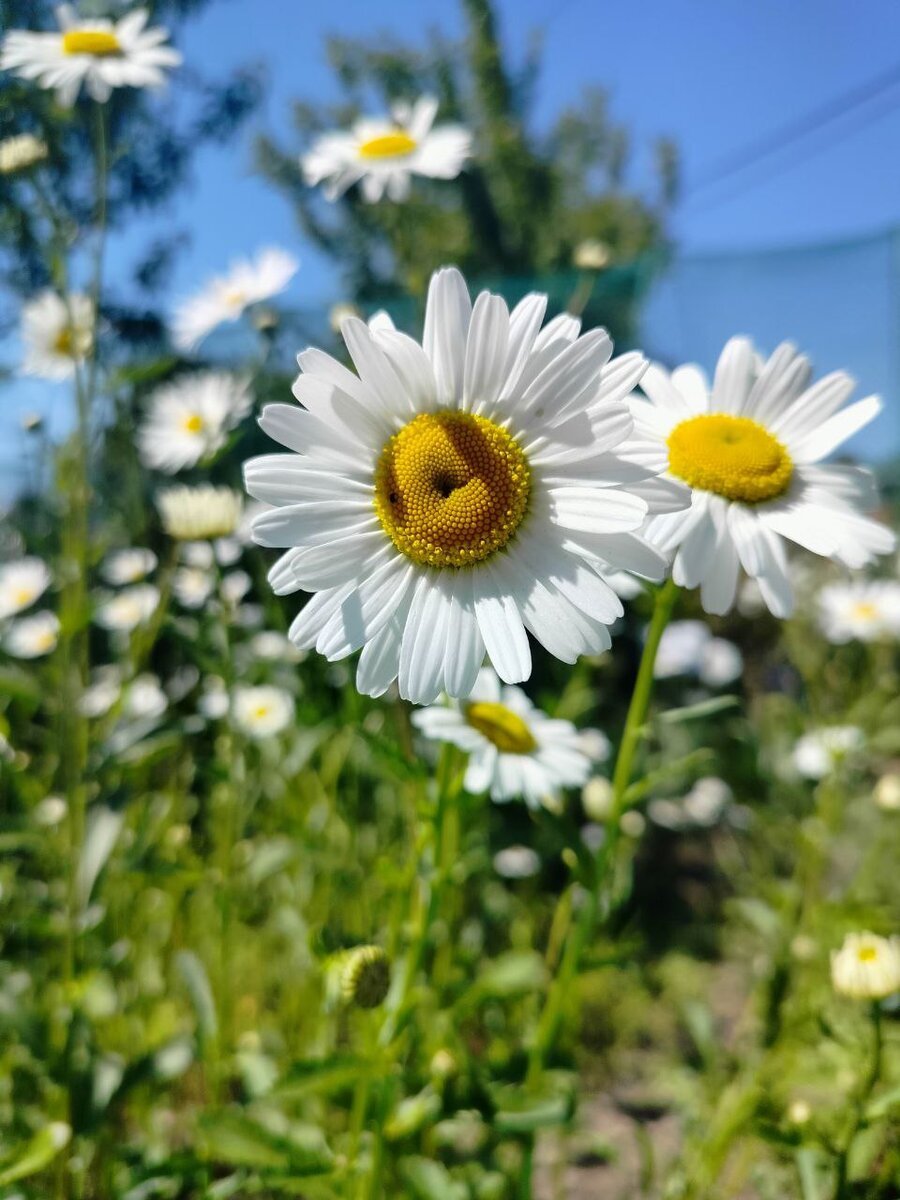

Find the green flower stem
[[526, 578, 679, 1089], [834, 1003, 883, 1199]]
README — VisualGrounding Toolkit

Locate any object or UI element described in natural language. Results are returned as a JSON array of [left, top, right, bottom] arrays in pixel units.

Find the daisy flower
[[78, 667, 122, 718], [411, 668, 604, 809], [792, 725, 863, 780], [139, 373, 253, 473], [5, 611, 59, 658], [20, 291, 93, 381], [817, 580, 900, 644], [101, 548, 157, 586], [0, 557, 51, 619], [0, 133, 48, 175], [633, 339, 895, 616], [95, 584, 159, 633], [302, 95, 472, 203], [654, 619, 743, 686], [1, 7, 181, 107], [232, 684, 293, 738], [123, 674, 167, 721], [172, 567, 214, 610], [172, 247, 299, 353], [831, 932, 900, 1000], [245, 267, 685, 704], [157, 485, 243, 541]]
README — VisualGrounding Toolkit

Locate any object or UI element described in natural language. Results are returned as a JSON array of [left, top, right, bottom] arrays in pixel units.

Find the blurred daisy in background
[[493, 845, 541, 879], [0, 7, 181, 106], [5, 611, 59, 658], [78, 667, 122, 718], [172, 567, 214, 610], [220, 570, 251, 606], [246, 266, 684, 704], [412, 668, 603, 809], [817, 580, 900, 644], [302, 95, 472, 203], [123, 674, 168, 722], [140, 373, 253, 473], [101, 548, 157, 586], [20, 292, 93, 381], [654, 619, 743, 686], [172, 248, 298, 352], [0, 557, 51, 619], [634, 338, 895, 617], [232, 685, 294, 738], [792, 725, 863, 780], [0, 133, 48, 175], [95, 584, 159, 633], [249, 630, 304, 663], [157, 486, 243, 541], [831, 932, 900, 1000]]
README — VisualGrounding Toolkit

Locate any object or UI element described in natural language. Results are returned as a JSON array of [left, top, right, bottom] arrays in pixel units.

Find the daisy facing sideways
[[139, 373, 253, 473], [244, 266, 687, 704], [413, 668, 603, 809], [0, 7, 181, 107], [0, 557, 51, 619], [20, 291, 93, 381], [817, 579, 900, 644], [5, 611, 59, 659], [633, 338, 895, 617], [302, 95, 472, 203], [172, 247, 298, 353]]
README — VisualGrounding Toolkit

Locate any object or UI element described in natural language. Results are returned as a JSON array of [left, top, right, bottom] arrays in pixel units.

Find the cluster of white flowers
[[654, 619, 743, 687], [0, 558, 57, 659]]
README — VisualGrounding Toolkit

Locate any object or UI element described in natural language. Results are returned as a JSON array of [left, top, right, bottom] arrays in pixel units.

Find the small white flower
[[101, 548, 157, 586], [124, 674, 167, 721], [157, 486, 243, 541], [0, 133, 48, 174], [232, 684, 294, 738], [792, 725, 863, 780], [95, 584, 159, 632], [493, 845, 541, 879], [573, 239, 611, 271], [249, 630, 304, 662], [699, 637, 743, 687], [874, 773, 900, 812], [139, 373, 253, 473], [654, 620, 742, 686], [78, 667, 121, 717], [831, 931, 900, 1000], [683, 776, 732, 825], [636, 339, 895, 617], [578, 729, 611, 762], [220, 570, 251, 605], [0, 557, 51, 619], [412, 667, 602, 810], [35, 795, 68, 827], [20, 291, 93, 381], [620, 810, 646, 838], [172, 567, 214, 610], [817, 580, 900, 644], [1, 6, 181, 107], [181, 541, 215, 569], [582, 775, 614, 821], [198, 677, 229, 720], [5, 610, 59, 658], [329, 302, 362, 333], [214, 537, 242, 566], [172, 247, 298, 352], [303, 95, 472, 203]]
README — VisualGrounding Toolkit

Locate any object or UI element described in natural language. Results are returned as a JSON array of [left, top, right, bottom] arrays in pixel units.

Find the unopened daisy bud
[[788, 1099, 811, 1125], [0, 133, 48, 175], [573, 239, 611, 271], [874, 773, 900, 812], [831, 931, 900, 1000], [620, 810, 646, 838], [430, 1049, 457, 1080], [340, 945, 390, 1009], [582, 776, 613, 822], [21, 412, 43, 432], [329, 302, 361, 333]]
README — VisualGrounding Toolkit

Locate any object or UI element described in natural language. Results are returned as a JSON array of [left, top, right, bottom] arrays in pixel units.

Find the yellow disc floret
[[358, 131, 417, 160], [374, 412, 531, 568], [465, 701, 537, 754], [182, 414, 204, 433], [62, 31, 121, 56], [667, 413, 793, 504]]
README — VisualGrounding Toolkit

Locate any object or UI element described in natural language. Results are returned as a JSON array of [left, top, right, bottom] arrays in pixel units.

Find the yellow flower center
[[851, 602, 879, 621], [35, 632, 56, 652], [667, 414, 793, 504], [182, 414, 204, 434], [857, 946, 878, 963], [358, 131, 418, 160], [13, 587, 35, 606], [62, 30, 121, 56], [252, 705, 271, 721], [465, 701, 537, 754], [222, 287, 246, 309], [53, 327, 75, 358], [373, 412, 530, 568]]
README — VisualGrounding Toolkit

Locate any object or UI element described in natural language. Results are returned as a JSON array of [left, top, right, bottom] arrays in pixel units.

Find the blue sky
[[6, 0, 900, 475]]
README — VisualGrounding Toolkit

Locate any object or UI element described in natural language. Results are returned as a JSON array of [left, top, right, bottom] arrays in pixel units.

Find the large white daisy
[[20, 291, 93, 381], [634, 339, 895, 617], [172, 247, 299, 353], [139, 373, 253, 473], [244, 267, 686, 704], [817, 579, 900, 644], [0, 557, 52, 619], [412, 668, 603, 809], [302, 95, 472, 204], [5, 611, 59, 658], [1, 6, 181, 107]]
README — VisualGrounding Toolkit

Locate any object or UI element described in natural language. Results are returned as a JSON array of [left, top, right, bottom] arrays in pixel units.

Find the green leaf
[[657, 695, 740, 724], [274, 1056, 364, 1101], [865, 1083, 900, 1120], [399, 1157, 466, 1200], [175, 950, 218, 1053], [197, 1110, 333, 1176], [472, 951, 547, 1000], [76, 806, 124, 908], [384, 1089, 442, 1141], [0, 1122, 71, 1186]]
